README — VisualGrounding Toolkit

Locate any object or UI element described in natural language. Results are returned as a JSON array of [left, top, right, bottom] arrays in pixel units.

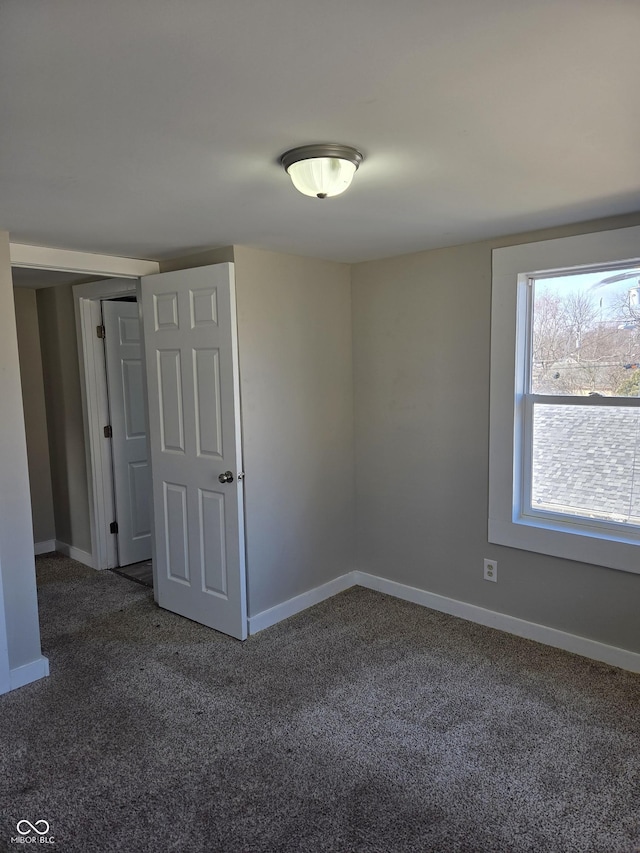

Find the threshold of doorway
[[110, 561, 153, 589]]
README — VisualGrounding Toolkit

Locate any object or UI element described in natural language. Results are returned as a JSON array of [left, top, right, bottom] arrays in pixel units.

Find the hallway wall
[[13, 287, 56, 546], [37, 284, 91, 554]]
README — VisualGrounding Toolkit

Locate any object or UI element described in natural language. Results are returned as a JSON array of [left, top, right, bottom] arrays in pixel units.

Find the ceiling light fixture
[[280, 144, 364, 199]]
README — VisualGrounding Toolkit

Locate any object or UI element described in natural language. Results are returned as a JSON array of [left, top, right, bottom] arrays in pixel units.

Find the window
[[489, 226, 640, 574]]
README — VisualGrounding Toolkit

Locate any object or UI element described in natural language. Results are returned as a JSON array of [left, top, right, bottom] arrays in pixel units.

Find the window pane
[[531, 265, 640, 396], [532, 404, 640, 527]]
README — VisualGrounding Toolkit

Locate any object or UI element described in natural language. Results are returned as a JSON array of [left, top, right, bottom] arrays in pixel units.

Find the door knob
[[218, 471, 234, 484]]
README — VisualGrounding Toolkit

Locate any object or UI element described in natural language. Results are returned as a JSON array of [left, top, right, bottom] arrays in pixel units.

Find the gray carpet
[[1, 554, 640, 853]]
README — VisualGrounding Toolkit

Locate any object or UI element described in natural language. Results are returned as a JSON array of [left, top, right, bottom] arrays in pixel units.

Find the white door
[[102, 299, 153, 567], [140, 264, 247, 640]]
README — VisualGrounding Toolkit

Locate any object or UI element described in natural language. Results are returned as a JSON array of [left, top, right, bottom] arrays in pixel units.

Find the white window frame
[[489, 225, 640, 574]]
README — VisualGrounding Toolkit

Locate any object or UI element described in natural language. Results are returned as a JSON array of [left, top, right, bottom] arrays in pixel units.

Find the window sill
[[489, 515, 640, 574]]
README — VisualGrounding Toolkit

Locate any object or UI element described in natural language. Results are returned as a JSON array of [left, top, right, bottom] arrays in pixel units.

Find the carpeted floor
[[1, 554, 640, 852]]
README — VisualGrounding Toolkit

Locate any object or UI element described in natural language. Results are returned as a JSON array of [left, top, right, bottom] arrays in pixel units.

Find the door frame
[[10, 243, 159, 571]]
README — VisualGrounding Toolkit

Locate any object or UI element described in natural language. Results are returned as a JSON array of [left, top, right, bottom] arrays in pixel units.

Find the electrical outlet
[[483, 558, 498, 582]]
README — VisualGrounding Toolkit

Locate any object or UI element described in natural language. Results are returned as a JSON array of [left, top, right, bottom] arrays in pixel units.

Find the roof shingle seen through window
[[532, 407, 640, 523]]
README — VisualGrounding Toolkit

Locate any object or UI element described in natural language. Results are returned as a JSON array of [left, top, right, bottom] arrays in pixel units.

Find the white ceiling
[[1, 0, 639, 264]]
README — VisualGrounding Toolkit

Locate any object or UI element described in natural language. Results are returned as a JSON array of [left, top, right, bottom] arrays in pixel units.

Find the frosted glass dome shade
[[280, 144, 363, 199], [287, 157, 357, 199]]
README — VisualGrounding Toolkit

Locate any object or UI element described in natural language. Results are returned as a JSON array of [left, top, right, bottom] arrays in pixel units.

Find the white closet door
[[103, 300, 152, 567]]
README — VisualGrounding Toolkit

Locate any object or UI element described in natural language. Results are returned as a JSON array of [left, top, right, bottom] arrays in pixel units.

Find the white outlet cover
[[484, 559, 498, 582]]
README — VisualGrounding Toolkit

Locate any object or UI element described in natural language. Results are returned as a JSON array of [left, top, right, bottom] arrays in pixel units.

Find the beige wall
[[352, 211, 640, 654], [233, 247, 355, 616], [13, 288, 56, 545], [0, 232, 43, 674], [37, 284, 91, 554]]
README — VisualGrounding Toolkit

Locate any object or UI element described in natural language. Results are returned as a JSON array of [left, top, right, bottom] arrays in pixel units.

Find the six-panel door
[[140, 263, 247, 639], [103, 299, 153, 567]]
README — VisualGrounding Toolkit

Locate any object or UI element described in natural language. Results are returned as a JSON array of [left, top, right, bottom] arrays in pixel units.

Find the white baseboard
[[248, 572, 356, 635], [247, 568, 640, 672], [34, 539, 56, 556], [7, 656, 50, 693], [354, 571, 640, 674], [55, 540, 94, 569]]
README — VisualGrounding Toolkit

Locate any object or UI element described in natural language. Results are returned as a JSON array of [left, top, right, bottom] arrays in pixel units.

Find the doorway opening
[[10, 245, 248, 644], [12, 264, 155, 590]]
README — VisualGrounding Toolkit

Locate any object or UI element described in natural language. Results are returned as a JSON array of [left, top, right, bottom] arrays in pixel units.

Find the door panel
[[200, 488, 227, 595], [158, 350, 185, 452], [103, 300, 152, 567], [164, 482, 189, 582], [193, 349, 223, 457], [140, 264, 247, 640]]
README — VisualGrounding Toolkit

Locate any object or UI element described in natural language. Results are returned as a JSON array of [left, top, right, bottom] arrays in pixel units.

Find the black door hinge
[[110, 521, 119, 535], [104, 425, 113, 438], [97, 324, 105, 339]]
